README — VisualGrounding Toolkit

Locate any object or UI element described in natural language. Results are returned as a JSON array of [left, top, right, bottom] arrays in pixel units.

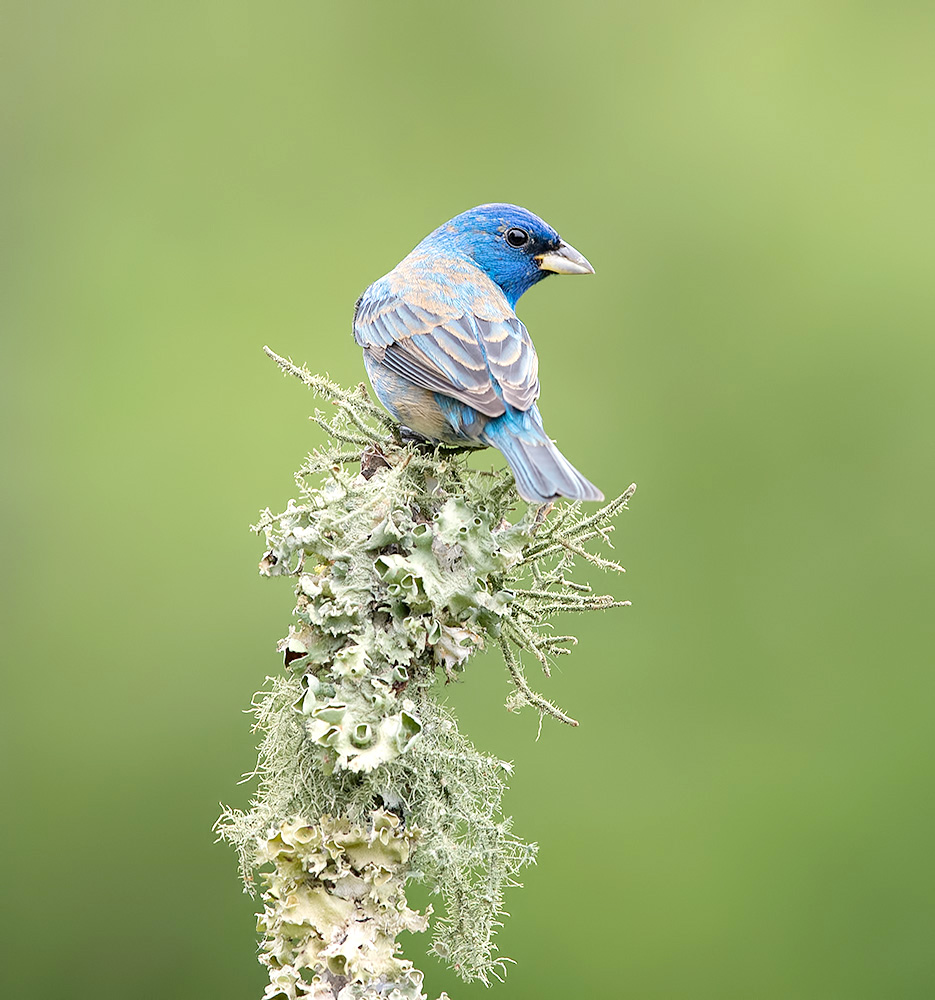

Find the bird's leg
[[434, 443, 483, 456], [397, 424, 480, 457], [397, 425, 429, 446]]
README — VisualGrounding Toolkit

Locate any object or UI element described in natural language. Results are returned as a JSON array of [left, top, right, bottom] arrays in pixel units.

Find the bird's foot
[[397, 425, 429, 446], [434, 443, 483, 456], [395, 425, 480, 456]]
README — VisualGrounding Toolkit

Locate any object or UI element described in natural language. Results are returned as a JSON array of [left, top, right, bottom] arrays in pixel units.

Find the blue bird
[[354, 204, 603, 504]]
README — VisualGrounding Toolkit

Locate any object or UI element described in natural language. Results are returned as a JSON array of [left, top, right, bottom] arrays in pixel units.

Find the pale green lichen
[[217, 349, 636, 999], [256, 811, 431, 1000]]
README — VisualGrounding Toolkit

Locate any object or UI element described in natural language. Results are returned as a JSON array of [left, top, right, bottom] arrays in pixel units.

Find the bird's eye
[[505, 227, 529, 248]]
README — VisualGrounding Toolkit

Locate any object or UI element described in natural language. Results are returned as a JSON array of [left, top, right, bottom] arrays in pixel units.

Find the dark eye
[[505, 227, 529, 248]]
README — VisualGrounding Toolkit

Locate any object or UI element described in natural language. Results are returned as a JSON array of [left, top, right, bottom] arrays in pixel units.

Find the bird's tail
[[481, 407, 604, 504]]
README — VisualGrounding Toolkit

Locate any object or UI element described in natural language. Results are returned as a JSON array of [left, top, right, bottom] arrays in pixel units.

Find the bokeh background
[[3, 2, 934, 997]]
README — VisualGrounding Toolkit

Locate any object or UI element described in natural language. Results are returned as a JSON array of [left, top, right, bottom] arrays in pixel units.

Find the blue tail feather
[[480, 407, 603, 504]]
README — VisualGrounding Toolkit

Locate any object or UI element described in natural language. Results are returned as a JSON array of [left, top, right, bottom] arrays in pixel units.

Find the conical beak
[[536, 240, 595, 275]]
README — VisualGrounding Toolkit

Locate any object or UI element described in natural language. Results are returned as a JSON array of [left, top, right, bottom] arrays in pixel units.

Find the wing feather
[[354, 288, 539, 417]]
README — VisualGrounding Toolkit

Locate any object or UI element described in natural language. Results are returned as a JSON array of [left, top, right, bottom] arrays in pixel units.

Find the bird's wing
[[354, 288, 539, 418]]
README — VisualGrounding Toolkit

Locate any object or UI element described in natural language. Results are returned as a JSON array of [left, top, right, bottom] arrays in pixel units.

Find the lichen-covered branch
[[217, 349, 635, 1000]]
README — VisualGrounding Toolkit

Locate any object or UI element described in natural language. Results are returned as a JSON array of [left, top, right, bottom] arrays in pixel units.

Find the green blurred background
[[3, 2, 934, 997]]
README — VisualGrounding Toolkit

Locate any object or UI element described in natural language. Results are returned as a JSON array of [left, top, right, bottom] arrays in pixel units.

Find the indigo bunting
[[354, 204, 603, 503]]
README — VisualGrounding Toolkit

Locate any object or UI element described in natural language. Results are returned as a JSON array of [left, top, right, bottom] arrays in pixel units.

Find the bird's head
[[423, 203, 594, 307]]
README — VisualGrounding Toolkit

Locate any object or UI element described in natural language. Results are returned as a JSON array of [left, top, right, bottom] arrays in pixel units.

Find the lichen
[[217, 350, 635, 999], [256, 811, 430, 1000]]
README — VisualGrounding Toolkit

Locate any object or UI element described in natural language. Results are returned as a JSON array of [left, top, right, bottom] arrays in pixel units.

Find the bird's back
[[354, 246, 540, 418]]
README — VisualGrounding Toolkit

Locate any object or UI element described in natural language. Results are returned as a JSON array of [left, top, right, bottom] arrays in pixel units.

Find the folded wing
[[354, 289, 539, 418]]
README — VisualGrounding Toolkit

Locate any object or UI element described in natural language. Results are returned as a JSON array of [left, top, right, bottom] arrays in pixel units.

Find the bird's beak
[[536, 240, 595, 275]]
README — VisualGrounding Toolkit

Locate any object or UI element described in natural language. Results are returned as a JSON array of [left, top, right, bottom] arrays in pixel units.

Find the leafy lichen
[[217, 349, 635, 999], [256, 811, 429, 1000]]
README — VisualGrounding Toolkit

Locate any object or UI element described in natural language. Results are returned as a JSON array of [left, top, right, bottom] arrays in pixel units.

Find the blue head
[[420, 203, 594, 308]]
